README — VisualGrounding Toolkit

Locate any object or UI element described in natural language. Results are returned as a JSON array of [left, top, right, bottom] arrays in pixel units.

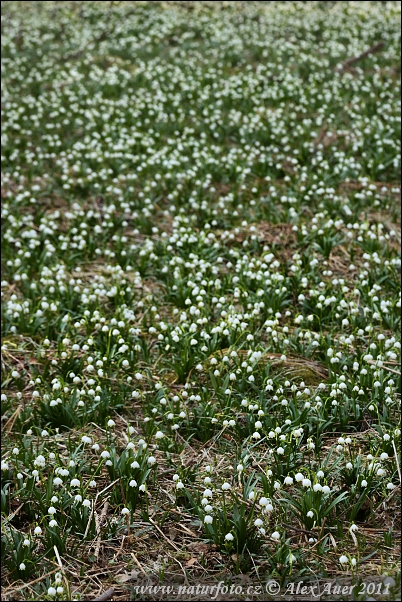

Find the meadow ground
[[1, 1, 401, 600]]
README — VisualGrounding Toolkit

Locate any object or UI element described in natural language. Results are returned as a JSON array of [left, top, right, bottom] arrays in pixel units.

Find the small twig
[[6, 568, 60, 592], [392, 440, 401, 484], [84, 479, 118, 538], [92, 588, 115, 602], [131, 552, 148, 576], [148, 516, 181, 552], [94, 501, 109, 559], [54, 546, 71, 601], [281, 523, 315, 537], [341, 41, 385, 68], [2, 503, 23, 526], [367, 360, 401, 375], [3, 405, 22, 433], [113, 534, 126, 560]]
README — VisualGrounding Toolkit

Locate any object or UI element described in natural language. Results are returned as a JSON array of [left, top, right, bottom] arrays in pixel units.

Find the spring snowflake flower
[[271, 531, 280, 541], [204, 515, 213, 524], [225, 533, 234, 541]]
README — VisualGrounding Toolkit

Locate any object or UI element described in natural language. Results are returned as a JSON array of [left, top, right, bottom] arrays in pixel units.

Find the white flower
[[203, 488, 213, 498], [70, 479, 80, 487], [148, 456, 156, 465], [204, 515, 213, 524], [339, 555, 349, 564], [107, 419, 115, 427], [47, 507, 56, 515], [307, 511, 314, 518], [225, 533, 234, 541], [34, 526, 42, 535], [271, 531, 280, 541], [254, 518, 264, 527], [19, 563, 26, 570], [48, 587, 57, 596], [121, 507, 130, 515], [155, 431, 164, 439]]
